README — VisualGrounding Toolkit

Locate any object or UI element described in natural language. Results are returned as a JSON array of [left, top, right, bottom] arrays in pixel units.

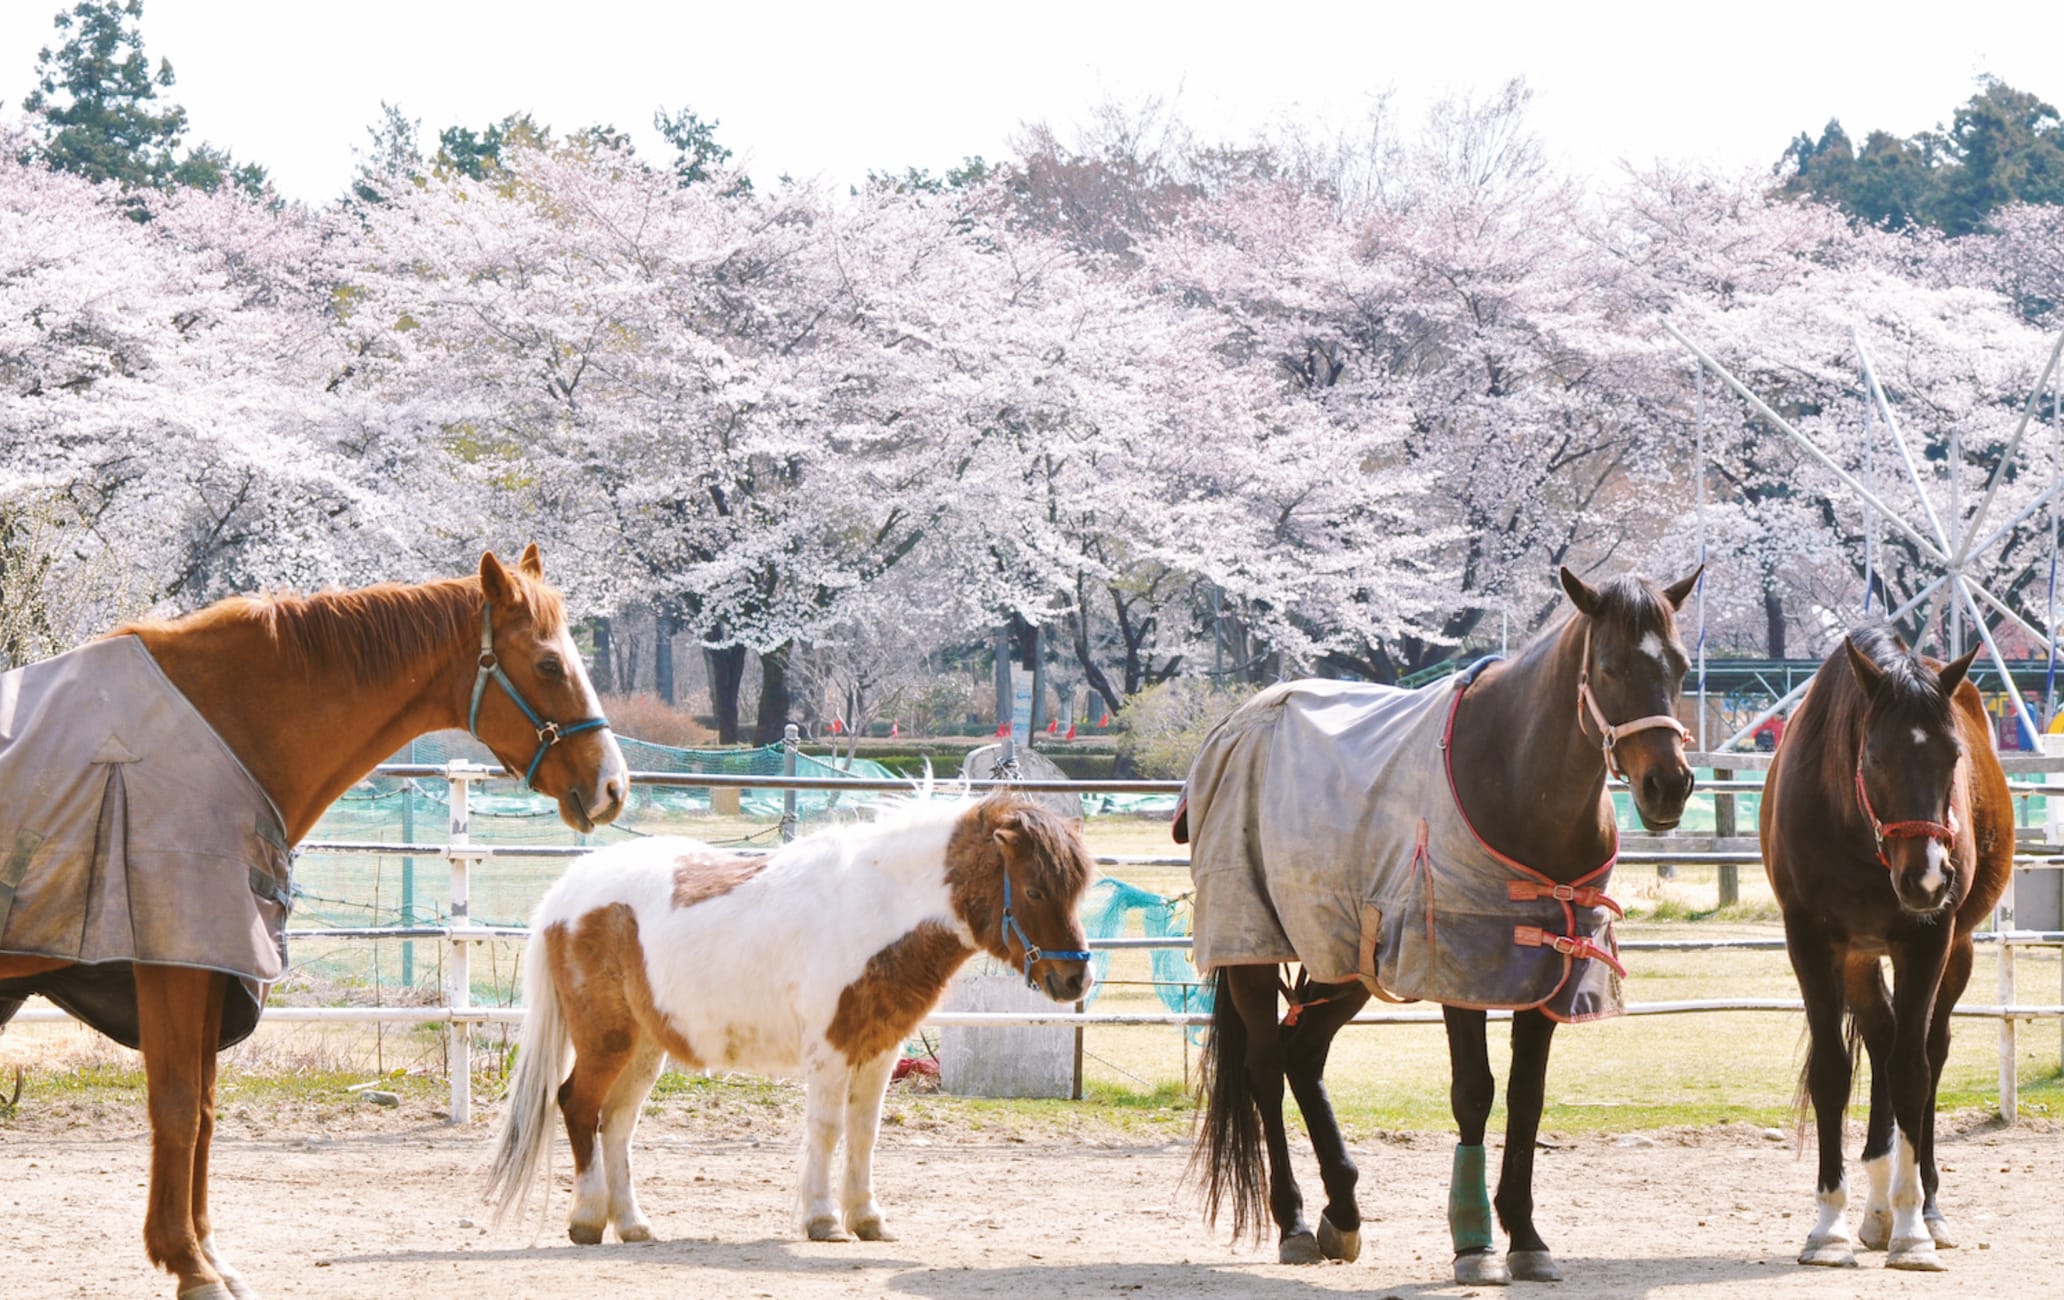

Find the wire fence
[[9, 739, 2064, 1123]]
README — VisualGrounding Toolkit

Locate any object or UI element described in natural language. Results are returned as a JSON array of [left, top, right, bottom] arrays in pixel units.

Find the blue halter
[[466, 603, 612, 790], [999, 869, 1092, 989]]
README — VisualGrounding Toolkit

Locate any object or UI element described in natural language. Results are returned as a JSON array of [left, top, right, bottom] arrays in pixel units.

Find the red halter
[[1575, 627, 1691, 778], [1851, 752, 1960, 872]]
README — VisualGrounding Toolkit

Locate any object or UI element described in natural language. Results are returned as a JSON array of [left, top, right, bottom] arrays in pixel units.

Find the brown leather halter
[[1575, 626, 1692, 779]]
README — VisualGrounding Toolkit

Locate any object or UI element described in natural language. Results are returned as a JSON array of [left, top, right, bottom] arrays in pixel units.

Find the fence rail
[[10, 748, 2064, 1124]]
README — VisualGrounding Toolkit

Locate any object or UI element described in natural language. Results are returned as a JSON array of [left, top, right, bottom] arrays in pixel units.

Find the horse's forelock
[[1593, 575, 1678, 643]]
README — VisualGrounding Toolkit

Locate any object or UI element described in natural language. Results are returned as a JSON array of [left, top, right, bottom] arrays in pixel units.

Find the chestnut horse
[[0, 546, 626, 1299], [486, 794, 1094, 1245], [1185, 567, 1699, 1285], [1762, 628, 2010, 1271]]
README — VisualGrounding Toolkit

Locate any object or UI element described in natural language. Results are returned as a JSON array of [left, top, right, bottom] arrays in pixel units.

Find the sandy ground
[[2, 1096, 2060, 1300]]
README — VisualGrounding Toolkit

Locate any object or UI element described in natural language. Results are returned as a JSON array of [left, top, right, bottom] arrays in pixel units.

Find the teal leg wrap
[[1449, 1143, 1494, 1253]]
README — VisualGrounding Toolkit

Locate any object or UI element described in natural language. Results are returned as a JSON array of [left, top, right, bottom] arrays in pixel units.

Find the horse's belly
[[655, 994, 806, 1076]]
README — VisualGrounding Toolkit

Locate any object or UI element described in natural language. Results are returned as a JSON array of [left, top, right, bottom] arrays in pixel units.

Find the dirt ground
[[2, 1095, 2059, 1300]]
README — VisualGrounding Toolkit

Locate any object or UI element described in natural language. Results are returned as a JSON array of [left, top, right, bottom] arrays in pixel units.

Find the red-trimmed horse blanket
[[1182, 672, 1624, 1022], [0, 635, 292, 1048]]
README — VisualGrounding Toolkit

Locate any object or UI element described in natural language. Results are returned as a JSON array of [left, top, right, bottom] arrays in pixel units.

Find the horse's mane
[[1526, 574, 1682, 664], [1792, 624, 1947, 799], [113, 572, 567, 688]]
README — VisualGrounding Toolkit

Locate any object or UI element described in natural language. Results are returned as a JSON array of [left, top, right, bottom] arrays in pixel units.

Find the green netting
[[1079, 877, 1211, 1034]]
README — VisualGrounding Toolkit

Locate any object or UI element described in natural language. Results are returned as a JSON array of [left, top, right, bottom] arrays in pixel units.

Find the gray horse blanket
[[1182, 669, 1624, 1022], [0, 635, 292, 1048]]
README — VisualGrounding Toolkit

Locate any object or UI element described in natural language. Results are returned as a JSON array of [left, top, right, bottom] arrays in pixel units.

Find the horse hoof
[[1508, 1249, 1562, 1282], [1454, 1251, 1512, 1286], [805, 1215, 849, 1242], [1317, 1213, 1360, 1263], [568, 1222, 605, 1246], [617, 1222, 654, 1243], [1278, 1231, 1323, 1264], [1798, 1234, 1857, 1268], [1887, 1236, 1946, 1271], [178, 1286, 238, 1300], [1859, 1208, 1892, 1251], [849, 1217, 895, 1242], [1925, 1212, 1957, 1249]]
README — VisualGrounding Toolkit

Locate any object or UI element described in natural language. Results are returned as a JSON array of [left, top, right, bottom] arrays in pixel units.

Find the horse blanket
[[0, 635, 292, 1049], [1181, 669, 1624, 1022]]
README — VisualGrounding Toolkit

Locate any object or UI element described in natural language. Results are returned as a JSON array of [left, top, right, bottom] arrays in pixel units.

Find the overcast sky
[[1, 1, 2058, 204]]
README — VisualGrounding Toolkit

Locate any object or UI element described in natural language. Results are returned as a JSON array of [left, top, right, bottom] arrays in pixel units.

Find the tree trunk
[[706, 643, 747, 744], [1763, 588, 1787, 659], [1069, 602, 1124, 718], [755, 643, 792, 745], [654, 610, 677, 705], [589, 617, 615, 695]]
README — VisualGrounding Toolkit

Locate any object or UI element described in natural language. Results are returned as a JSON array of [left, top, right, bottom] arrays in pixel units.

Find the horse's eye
[[1025, 886, 1046, 902], [537, 657, 566, 679]]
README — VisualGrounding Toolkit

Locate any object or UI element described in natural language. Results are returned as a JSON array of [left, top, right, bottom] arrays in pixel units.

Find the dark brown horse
[[1762, 627, 2010, 1272], [0, 546, 626, 1299], [1185, 566, 1698, 1285]]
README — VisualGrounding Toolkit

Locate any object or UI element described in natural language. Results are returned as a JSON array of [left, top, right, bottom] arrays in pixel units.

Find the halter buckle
[[537, 720, 561, 746]]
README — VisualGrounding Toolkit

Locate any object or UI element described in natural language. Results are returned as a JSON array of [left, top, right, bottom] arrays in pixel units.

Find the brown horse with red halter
[[1762, 626, 2011, 1273], [0, 546, 627, 1299], [1183, 566, 1698, 1286]]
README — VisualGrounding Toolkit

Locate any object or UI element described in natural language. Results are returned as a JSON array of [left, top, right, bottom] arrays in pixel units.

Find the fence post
[[780, 724, 800, 843], [400, 739, 416, 989], [447, 764, 473, 1124], [1998, 870, 2017, 1126], [1714, 768, 1738, 907]]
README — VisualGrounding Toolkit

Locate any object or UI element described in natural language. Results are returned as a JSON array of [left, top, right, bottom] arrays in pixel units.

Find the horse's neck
[[133, 614, 473, 843], [1448, 620, 1615, 878]]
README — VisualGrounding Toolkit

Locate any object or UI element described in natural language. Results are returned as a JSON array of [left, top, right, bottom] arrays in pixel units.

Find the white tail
[[484, 921, 568, 1225]]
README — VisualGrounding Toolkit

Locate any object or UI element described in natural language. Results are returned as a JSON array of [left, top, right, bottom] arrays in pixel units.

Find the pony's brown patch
[[824, 922, 973, 1066], [546, 904, 703, 1074], [111, 571, 566, 689], [941, 795, 1095, 961], [671, 846, 769, 909]]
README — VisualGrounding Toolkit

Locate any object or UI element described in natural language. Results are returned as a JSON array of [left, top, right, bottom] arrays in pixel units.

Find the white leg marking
[[602, 1044, 665, 1242], [1860, 1150, 1893, 1250], [1809, 1181, 1850, 1245], [1885, 1129, 1945, 1268], [568, 1139, 611, 1243], [841, 1051, 899, 1239], [799, 1053, 851, 1240]]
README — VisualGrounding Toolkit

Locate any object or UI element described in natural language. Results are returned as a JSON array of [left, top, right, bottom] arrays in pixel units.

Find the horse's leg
[[557, 1006, 632, 1245], [1882, 930, 1953, 1271], [1222, 964, 1315, 1262], [597, 1037, 665, 1243], [1281, 982, 1369, 1262], [839, 1049, 899, 1241], [1441, 1004, 1506, 1286], [799, 1051, 853, 1241], [1918, 935, 1974, 1249], [1787, 924, 1857, 1267], [135, 965, 233, 1299], [1843, 955, 1897, 1253], [182, 982, 249, 1299], [1497, 1008, 1560, 1282]]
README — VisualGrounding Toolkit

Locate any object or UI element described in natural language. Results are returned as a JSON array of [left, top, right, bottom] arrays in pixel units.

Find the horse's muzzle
[[1043, 964, 1092, 1003]]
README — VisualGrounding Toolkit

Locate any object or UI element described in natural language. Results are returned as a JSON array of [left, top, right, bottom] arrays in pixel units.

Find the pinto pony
[[1762, 628, 2010, 1271], [486, 794, 1095, 1245], [1182, 567, 1698, 1285], [0, 545, 627, 1299]]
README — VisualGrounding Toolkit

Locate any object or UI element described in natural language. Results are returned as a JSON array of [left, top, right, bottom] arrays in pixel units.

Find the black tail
[[1187, 967, 1265, 1241]]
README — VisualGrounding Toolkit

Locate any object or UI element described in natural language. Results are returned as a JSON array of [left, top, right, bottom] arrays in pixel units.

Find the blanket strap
[[1506, 879, 1624, 918], [1513, 925, 1627, 979], [1277, 967, 1359, 1028]]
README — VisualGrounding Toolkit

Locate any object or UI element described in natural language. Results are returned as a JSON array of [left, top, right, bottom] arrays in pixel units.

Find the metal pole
[[400, 741, 415, 990], [1951, 426, 1964, 658], [1696, 364, 1708, 749], [1664, 321, 1950, 564], [1955, 576, 2044, 748], [1954, 325, 2064, 569], [2000, 869, 2018, 1125], [780, 723, 800, 843], [446, 765, 472, 1125], [1855, 333, 1954, 555]]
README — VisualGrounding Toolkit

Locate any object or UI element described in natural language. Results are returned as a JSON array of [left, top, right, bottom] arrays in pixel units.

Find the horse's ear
[[1844, 636, 1885, 699], [519, 542, 545, 579], [1662, 566, 1702, 611], [1937, 645, 1979, 698], [992, 824, 1025, 853], [1560, 566, 1603, 619], [479, 550, 520, 608]]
